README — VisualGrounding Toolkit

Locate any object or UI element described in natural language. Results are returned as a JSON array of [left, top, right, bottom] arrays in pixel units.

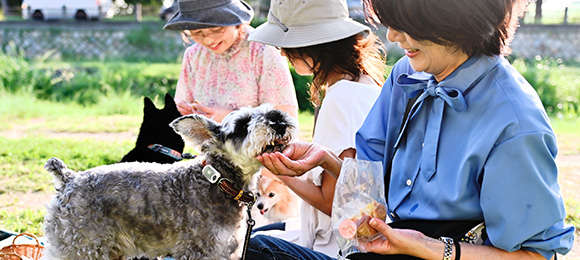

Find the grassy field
[[0, 91, 578, 234], [0, 92, 316, 234]]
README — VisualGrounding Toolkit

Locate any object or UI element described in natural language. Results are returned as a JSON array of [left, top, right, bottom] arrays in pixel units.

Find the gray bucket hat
[[163, 0, 254, 31], [248, 0, 368, 48]]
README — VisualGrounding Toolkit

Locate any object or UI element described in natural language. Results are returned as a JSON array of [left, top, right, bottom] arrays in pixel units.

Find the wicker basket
[[0, 233, 44, 260], [0, 252, 25, 260]]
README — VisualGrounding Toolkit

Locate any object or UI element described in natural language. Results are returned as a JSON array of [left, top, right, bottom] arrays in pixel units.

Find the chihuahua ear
[[170, 115, 220, 149]]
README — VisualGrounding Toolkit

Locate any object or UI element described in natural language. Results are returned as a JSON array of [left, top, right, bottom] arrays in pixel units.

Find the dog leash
[[201, 162, 256, 260], [147, 144, 196, 161], [241, 197, 256, 260], [217, 178, 256, 260]]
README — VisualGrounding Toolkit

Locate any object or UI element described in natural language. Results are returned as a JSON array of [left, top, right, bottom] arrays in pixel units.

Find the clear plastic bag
[[331, 158, 389, 258]]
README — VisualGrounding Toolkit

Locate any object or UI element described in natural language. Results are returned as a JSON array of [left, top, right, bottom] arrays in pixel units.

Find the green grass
[[0, 209, 45, 235], [1, 91, 578, 237], [0, 91, 143, 129], [553, 117, 580, 135], [0, 137, 135, 193], [141, 63, 182, 78], [512, 58, 580, 117], [552, 117, 580, 156]]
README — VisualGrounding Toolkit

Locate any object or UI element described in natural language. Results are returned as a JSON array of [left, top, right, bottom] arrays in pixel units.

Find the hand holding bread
[[338, 200, 387, 240]]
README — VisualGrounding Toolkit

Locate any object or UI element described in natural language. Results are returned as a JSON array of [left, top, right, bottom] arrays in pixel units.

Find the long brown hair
[[282, 32, 386, 107]]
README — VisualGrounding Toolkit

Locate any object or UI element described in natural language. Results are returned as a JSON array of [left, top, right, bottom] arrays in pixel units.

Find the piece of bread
[[338, 201, 387, 239]]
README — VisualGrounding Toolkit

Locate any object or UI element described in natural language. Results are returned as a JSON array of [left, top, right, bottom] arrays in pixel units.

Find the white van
[[21, 0, 114, 21]]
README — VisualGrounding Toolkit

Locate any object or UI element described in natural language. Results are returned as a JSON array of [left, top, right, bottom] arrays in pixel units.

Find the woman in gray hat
[[248, 0, 387, 257], [164, 0, 298, 122]]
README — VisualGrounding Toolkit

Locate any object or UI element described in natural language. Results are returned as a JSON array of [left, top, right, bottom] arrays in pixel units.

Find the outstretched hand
[[257, 142, 328, 177]]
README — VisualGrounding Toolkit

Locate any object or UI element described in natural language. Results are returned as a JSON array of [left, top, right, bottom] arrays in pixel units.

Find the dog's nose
[[257, 203, 264, 210], [270, 121, 287, 135]]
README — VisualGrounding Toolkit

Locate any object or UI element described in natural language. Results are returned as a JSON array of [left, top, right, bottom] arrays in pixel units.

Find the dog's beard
[[262, 137, 291, 154], [230, 124, 295, 158]]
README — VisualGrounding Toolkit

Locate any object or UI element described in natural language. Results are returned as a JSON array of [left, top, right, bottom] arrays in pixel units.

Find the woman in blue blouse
[[254, 0, 575, 259]]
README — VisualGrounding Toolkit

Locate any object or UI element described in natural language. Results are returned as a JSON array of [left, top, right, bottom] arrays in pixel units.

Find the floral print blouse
[[174, 25, 298, 111]]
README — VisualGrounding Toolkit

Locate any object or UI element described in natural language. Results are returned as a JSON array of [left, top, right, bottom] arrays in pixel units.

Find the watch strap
[[439, 236, 453, 260]]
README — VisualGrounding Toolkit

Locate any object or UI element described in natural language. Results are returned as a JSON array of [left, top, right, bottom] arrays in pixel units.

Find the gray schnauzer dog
[[41, 104, 297, 260]]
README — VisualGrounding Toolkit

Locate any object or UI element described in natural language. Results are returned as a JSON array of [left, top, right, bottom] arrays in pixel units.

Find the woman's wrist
[[413, 235, 453, 260], [320, 148, 342, 179]]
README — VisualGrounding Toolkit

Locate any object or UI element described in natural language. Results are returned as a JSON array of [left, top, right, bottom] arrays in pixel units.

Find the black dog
[[121, 93, 185, 164]]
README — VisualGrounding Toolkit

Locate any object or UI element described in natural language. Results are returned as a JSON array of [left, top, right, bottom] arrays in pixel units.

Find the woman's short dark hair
[[363, 0, 527, 56]]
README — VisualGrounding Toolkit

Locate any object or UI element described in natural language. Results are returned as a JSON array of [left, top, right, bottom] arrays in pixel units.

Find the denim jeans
[[252, 221, 287, 233], [246, 235, 336, 260]]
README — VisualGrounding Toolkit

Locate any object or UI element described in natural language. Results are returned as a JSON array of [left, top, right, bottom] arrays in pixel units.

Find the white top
[[298, 76, 381, 257]]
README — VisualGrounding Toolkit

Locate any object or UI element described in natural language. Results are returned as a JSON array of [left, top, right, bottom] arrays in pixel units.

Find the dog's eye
[[256, 192, 261, 197], [268, 192, 275, 198]]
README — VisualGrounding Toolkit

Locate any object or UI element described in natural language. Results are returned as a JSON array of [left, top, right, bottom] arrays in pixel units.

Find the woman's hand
[[359, 218, 550, 260], [191, 103, 232, 123], [358, 218, 426, 256], [174, 98, 232, 123], [257, 142, 331, 177], [175, 98, 199, 116]]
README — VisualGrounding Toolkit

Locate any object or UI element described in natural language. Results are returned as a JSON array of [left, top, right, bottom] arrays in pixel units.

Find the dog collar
[[147, 144, 196, 161], [202, 162, 255, 206], [218, 178, 256, 205]]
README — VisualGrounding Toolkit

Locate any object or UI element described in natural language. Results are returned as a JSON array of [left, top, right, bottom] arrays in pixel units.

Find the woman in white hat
[[164, 0, 298, 122], [248, 0, 387, 257]]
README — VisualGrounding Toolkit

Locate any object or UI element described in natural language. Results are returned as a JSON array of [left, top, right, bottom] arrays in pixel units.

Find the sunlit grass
[[552, 117, 580, 155], [0, 209, 45, 236]]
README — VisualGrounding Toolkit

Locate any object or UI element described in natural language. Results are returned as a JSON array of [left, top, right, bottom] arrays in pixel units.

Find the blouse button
[[406, 179, 412, 186]]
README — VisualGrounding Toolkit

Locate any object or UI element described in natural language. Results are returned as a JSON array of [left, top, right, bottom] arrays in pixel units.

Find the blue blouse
[[355, 55, 575, 258]]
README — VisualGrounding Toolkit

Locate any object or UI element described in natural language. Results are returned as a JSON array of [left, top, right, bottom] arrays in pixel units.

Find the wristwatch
[[439, 237, 454, 260]]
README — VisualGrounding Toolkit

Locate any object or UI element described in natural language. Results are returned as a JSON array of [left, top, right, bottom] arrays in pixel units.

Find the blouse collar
[[217, 25, 252, 59]]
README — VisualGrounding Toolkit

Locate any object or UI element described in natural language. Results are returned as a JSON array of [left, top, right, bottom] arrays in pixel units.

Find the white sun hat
[[248, 0, 369, 48]]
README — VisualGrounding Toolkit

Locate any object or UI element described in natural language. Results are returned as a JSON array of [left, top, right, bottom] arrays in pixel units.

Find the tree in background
[[535, 0, 543, 23], [1, 0, 8, 17], [1, 0, 22, 17]]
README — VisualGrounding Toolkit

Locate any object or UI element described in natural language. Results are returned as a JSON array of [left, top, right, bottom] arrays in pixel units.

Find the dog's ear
[[143, 96, 158, 114], [163, 93, 178, 111], [170, 115, 220, 149]]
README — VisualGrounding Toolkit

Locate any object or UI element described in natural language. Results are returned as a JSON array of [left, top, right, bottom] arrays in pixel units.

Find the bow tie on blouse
[[394, 73, 467, 179]]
